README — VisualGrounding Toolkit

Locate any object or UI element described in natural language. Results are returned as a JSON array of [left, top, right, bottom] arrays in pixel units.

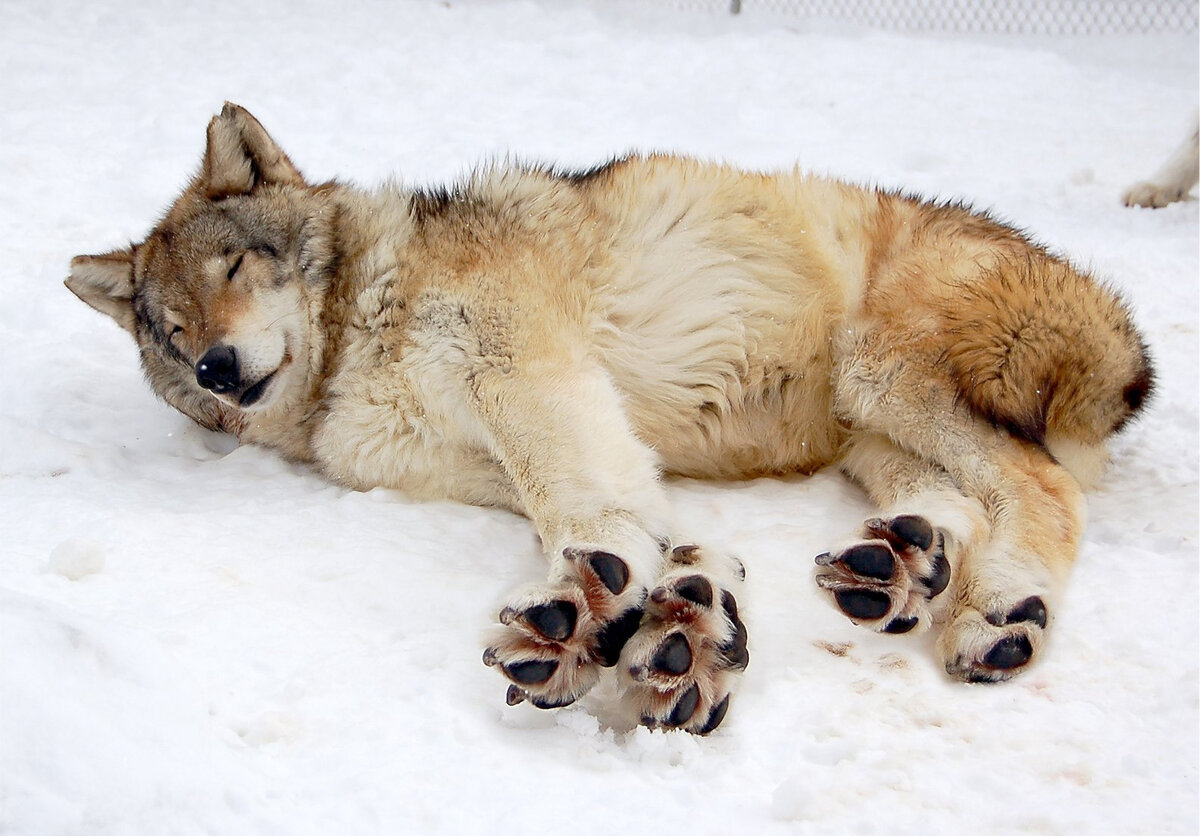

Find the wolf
[[66, 103, 1153, 734]]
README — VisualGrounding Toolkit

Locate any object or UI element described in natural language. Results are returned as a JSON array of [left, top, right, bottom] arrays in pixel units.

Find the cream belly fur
[[312, 166, 862, 502], [66, 104, 1153, 734]]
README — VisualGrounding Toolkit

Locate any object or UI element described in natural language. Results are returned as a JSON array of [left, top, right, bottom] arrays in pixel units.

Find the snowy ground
[[1, 1, 1196, 833]]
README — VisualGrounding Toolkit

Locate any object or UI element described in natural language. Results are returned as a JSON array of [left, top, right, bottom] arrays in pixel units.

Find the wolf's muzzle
[[195, 345, 240, 393]]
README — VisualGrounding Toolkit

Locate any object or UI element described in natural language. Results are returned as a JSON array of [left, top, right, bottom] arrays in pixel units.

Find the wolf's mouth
[[238, 370, 277, 408], [237, 351, 292, 409]]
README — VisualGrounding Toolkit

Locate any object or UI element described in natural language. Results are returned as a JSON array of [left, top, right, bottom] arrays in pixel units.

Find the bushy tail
[[940, 256, 1153, 448]]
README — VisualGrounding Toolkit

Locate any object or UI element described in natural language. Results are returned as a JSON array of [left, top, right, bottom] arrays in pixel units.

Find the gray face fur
[[65, 104, 337, 434]]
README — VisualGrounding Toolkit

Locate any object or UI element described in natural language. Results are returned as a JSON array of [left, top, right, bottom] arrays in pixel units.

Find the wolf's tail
[[940, 255, 1153, 450]]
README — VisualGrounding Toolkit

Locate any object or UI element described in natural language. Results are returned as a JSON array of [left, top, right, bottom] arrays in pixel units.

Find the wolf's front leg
[[485, 536, 748, 733], [471, 355, 745, 731], [619, 544, 748, 734], [483, 520, 661, 710]]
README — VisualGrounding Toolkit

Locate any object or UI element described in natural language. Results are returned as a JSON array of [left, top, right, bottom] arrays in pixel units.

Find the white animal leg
[[475, 358, 746, 732], [1122, 113, 1199, 208]]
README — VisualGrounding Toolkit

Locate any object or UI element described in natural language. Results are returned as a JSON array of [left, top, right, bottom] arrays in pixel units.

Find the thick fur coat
[[67, 104, 1152, 733]]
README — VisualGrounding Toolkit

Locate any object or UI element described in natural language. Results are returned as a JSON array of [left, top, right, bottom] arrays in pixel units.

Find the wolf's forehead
[[137, 217, 232, 294], [147, 211, 243, 261]]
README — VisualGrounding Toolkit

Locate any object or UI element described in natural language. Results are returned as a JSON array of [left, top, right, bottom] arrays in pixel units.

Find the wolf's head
[[66, 103, 337, 435]]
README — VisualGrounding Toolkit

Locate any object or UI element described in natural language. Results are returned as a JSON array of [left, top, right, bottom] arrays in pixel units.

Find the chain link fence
[[665, 1, 1198, 35]]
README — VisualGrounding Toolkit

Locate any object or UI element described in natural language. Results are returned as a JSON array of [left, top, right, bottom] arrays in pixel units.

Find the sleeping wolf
[[67, 104, 1153, 734]]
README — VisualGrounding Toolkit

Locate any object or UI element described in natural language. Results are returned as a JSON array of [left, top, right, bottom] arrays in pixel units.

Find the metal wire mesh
[[667, 0, 1199, 35]]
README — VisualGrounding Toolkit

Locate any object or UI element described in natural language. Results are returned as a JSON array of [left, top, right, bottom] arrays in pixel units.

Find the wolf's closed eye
[[163, 311, 186, 343]]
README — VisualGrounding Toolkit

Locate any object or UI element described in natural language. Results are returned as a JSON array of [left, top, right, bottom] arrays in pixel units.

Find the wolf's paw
[[620, 546, 748, 735], [815, 515, 951, 634], [484, 549, 646, 709], [939, 594, 1049, 683]]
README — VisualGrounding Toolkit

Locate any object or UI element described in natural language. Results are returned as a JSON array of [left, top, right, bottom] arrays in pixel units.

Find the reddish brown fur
[[64, 104, 1156, 726]]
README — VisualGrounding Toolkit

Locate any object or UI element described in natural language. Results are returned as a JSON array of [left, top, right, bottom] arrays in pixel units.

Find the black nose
[[195, 345, 240, 393]]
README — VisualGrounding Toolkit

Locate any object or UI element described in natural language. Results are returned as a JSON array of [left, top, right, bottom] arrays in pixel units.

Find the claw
[[669, 544, 700, 564], [731, 556, 746, 581]]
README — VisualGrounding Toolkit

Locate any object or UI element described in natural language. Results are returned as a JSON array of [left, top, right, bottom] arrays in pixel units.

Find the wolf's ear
[[65, 249, 137, 334], [203, 102, 306, 199]]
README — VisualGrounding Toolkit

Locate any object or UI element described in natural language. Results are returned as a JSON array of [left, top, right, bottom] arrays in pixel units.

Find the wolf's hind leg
[[818, 432, 986, 634], [831, 342, 1086, 682], [934, 439, 1081, 682]]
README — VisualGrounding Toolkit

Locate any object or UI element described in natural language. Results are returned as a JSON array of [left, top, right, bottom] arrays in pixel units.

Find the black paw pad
[[883, 614, 919, 634], [834, 588, 892, 620], [887, 515, 934, 551], [721, 588, 741, 620], [719, 589, 750, 670], [922, 543, 951, 598], [674, 575, 713, 608], [503, 659, 559, 685], [524, 601, 577, 641], [698, 693, 731, 735], [588, 551, 629, 594], [594, 606, 643, 667], [1005, 596, 1048, 628], [839, 544, 895, 581], [531, 693, 577, 710], [651, 632, 692, 675], [982, 635, 1033, 670], [666, 683, 700, 727]]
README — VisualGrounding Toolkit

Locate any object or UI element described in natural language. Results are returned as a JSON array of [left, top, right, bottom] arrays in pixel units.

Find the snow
[[1, 0, 1196, 833]]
